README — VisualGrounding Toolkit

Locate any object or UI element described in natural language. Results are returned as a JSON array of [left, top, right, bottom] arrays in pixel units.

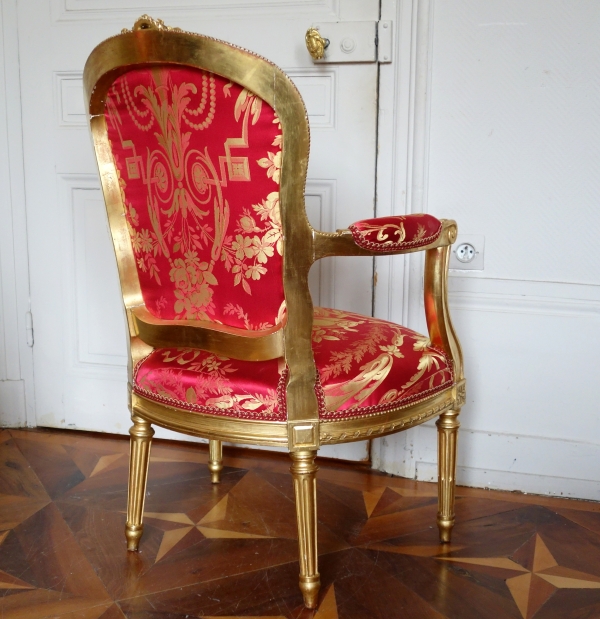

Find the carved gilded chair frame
[[84, 16, 465, 609]]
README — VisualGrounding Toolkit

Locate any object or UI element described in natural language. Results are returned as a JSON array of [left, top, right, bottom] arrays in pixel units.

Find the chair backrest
[[105, 65, 286, 331], [84, 17, 320, 427]]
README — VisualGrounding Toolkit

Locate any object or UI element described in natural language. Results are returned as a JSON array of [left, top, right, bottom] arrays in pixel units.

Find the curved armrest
[[312, 216, 457, 261], [349, 213, 442, 252]]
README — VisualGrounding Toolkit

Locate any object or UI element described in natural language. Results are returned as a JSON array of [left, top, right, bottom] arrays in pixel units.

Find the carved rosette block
[[436, 408, 460, 543], [121, 14, 183, 34], [290, 450, 320, 608], [126, 415, 154, 551], [208, 439, 223, 484]]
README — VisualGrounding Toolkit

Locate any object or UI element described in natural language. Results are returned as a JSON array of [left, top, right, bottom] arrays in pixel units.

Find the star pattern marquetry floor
[[1, 428, 600, 618]]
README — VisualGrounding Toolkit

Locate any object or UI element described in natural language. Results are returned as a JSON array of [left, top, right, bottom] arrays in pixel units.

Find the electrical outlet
[[455, 243, 476, 263], [449, 234, 485, 270]]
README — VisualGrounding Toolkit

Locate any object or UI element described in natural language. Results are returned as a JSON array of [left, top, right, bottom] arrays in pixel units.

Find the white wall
[[374, 0, 600, 501], [0, 0, 34, 427]]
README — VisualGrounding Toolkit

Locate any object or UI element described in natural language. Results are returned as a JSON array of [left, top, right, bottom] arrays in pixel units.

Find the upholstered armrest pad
[[348, 213, 442, 252]]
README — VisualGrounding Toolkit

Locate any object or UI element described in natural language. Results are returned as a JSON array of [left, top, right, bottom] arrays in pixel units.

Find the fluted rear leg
[[208, 439, 223, 484], [290, 450, 320, 609], [436, 408, 460, 543], [126, 414, 154, 551]]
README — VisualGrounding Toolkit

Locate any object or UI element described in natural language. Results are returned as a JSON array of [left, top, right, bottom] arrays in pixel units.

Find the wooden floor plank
[[1, 428, 599, 619]]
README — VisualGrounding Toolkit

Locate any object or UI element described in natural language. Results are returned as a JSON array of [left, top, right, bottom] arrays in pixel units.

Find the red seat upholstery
[[133, 307, 454, 422]]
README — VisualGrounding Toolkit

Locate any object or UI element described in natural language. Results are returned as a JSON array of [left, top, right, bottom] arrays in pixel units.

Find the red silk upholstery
[[313, 307, 453, 419], [105, 67, 285, 331], [349, 214, 442, 252], [134, 349, 287, 421], [133, 308, 454, 421]]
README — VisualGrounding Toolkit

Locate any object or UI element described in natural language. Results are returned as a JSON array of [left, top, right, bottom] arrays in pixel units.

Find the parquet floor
[[1, 429, 600, 618]]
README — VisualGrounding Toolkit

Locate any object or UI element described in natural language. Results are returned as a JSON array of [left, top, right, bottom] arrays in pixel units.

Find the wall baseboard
[[0, 380, 27, 427], [415, 462, 600, 502], [375, 425, 600, 502]]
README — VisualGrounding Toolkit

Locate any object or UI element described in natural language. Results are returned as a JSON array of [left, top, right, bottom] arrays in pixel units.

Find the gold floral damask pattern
[[349, 213, 442, 252], [133, 308, 454, 421], [105, 66, 285, 331], [133, 348, 287, 421], [312, 308, 453, 418]]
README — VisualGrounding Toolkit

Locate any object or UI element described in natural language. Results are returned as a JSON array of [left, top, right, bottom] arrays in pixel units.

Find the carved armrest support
[[424, 246, 464, 382], [312, 217, 457, 261]]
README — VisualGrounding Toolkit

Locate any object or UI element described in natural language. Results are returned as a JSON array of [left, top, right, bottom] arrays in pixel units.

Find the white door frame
[[0, 0, 36, 428], [372, 0, 436, 473]]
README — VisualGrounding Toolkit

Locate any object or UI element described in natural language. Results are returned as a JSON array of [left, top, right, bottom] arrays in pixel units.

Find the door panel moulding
[[285, 69, 337, 129], [52, 0, 339, 22], [449, 292, 600, 318], [57, 174, 128, 382], [447, 276, 600, 318], [305, 180, 337, 309]]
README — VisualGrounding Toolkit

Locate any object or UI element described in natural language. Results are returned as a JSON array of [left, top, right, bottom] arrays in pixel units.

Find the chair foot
[[290, 450, 320, 609], [208, 439, 223, 484], [436, 408, 460, 544], [299, 575, 321, 609], [125, 524, 144, 551], [125, 415, 154, 552], [437, 516, 455, 543]]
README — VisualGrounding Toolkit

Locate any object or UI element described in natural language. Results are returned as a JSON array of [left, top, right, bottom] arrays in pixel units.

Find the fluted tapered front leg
[[126, 414, 154, 551], [436, 408, 460, 543], [208, 439, 223, 484], [290, 450, 320, 609]]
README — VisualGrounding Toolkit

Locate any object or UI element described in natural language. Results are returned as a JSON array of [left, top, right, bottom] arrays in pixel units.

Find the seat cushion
[[312, 308, 453, 419], [132, 308, 454, 421]]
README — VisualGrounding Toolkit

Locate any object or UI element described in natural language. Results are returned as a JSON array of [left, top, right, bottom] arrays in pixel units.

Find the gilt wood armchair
[[84, 15, 465, 609]]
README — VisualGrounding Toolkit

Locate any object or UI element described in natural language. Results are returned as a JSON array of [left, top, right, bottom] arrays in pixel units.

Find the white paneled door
[[18, 0, 380, 460]]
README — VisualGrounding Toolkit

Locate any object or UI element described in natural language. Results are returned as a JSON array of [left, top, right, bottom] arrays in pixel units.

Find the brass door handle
[[305, 27, 330, 60]]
